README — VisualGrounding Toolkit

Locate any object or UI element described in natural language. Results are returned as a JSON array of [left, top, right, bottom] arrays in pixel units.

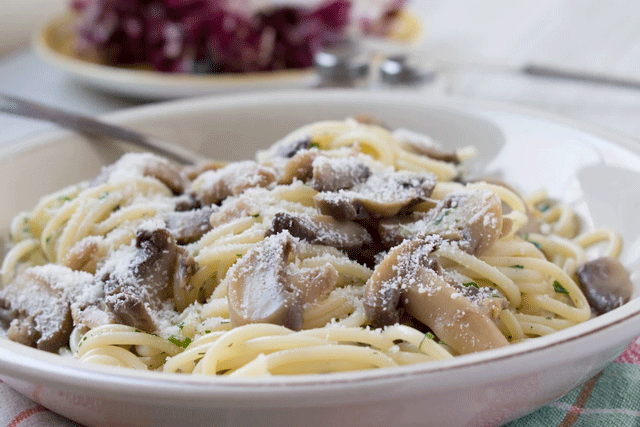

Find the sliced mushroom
[[143, 158, 186, 195], [92, 153, 186, 195], [0, 266, 93, 352], [191, 161, 277, 205], [228, 232, 298, 329], [274, 137, 313, 159], [185, 160, 229, 181], [352, 113, 388, 128], [165, 206, 216, 245], [266, 212, 373, 251], [71, 226, 197, 331], [315, 171, 436, 221], [228, 232, 338, 331], [363, 236, 509, 354], [311, 156, 371, 192], [576, 257, 633, 315], [278, 149, 317, 185], [288, 263, 339, 306], [378, 213, 429, 249], [393, 128, 459, 164], [62, 236, 101, 273], [377, 190, 503, 255]]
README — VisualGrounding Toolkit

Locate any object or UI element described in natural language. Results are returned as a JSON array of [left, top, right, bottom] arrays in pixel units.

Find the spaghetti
[[0, 117, 631, 376]]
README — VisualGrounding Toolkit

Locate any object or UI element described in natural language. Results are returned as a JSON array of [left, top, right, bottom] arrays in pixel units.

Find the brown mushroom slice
[[228, 232, 339, 331], [62, 236, 101, 273], [288, 263, 339, 305], [191, 161, 276, 205], [143, 158, 186, 195], [363, 239, 428, 326], [228, 232, 299, 329], [91, 153, 186, 195], [72, 226, 197, 331], [424, 190, 503, 255], [185, 160, 229, 181], [274, 137, 313, 159], [575, 257, 633, 315], [165, 206, 217, 245], [311, 156, 371, 192], [0, 266, 93, 352], [352, 113, 388, 128], [266, 212, 373, 251], [378, 213, 429, 249], [278, 149, 317, 185], [393, 128, 460, 164], [378, 190, 503, 255], [403, 268, 509, 354], [315, 171, 436, 221], [363, 237, 508, 354]]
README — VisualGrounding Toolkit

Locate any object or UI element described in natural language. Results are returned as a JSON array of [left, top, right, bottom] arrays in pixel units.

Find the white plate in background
[[32, 11, 422, 100]]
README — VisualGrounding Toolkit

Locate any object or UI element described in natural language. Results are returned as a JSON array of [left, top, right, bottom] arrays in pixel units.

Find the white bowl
[[0, 91, 639, 427]]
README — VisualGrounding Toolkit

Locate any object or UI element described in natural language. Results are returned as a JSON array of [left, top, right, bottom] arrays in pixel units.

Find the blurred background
[[0, 0, 636, 152], [0, 0, 640, 146]]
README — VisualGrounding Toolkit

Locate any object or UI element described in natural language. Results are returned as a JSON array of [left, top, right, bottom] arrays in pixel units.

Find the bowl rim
[[1, 90, 639, 396]]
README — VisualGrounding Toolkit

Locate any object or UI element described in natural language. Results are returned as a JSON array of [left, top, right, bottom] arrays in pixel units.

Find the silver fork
[[0, 93, 201, 165]]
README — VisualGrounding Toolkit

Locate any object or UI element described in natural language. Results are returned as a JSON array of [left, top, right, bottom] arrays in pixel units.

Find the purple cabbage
[[71, 0, 355, 73]]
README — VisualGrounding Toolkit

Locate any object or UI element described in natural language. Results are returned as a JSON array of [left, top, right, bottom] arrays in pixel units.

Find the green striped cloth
[[506, 339, 640, 427], [2, 340, 640, 426]]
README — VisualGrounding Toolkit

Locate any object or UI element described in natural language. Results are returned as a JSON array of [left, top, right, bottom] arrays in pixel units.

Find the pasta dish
[[0, 117, 632, 376]]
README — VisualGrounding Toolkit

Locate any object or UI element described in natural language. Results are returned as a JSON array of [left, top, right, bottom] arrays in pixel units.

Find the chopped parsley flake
[[309, 142, 321, 149], [511, 265, 525, 269], [433, 209, 451, 225], [538, 203, 552, 212], [251, 213, 260, 218], [553, 280, 569, 295], [463, 282, 479, 289], [523, 234, 542, 250], [168, 336, 192, 348], [98, 191, 109, 199], [177, 322, 184, 330], [236, 254, 242, 257], [419, 332, 436, 349]]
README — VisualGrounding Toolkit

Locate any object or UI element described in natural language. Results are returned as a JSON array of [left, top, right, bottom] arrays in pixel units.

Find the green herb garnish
[[168, 336, 192, 348], [553, 280, 569, 295], [463, 282, 479, 289], [418, 332, 436, 350], [538, 203, 552, 212], [251, 213, 260, 218], [523, 234, 542, 250], [309, 142, 321, 149], [511, 265, 525, 269], [433, 209, 451, 225]]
